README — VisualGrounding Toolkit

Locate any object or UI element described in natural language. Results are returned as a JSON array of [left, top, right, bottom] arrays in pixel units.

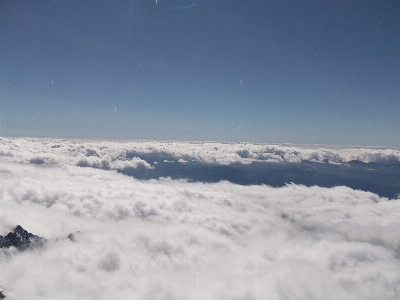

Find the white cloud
[[2, 137, 400, 168], [0, 137, 400, 299]]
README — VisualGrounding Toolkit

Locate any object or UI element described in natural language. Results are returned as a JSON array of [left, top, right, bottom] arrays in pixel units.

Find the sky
[[1, 0, 399, 146]]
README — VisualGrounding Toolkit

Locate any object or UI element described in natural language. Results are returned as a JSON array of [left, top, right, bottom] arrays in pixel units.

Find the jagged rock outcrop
[[0, 227, 78, 298], [0, 225, 47, 251]]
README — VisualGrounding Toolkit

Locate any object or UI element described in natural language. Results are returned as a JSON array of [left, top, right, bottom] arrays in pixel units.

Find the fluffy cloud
[[0, 137, 400, 299], [0, 137, 153, 171], [1, 137, 400, 169]]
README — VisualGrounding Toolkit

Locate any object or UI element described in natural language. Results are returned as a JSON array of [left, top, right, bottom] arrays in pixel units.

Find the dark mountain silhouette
[[0, 225, 47, 251], [121, 153, 400, 199]]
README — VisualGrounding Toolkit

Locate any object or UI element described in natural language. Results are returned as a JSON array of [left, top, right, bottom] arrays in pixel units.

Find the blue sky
[[1, 0, 399, 146]]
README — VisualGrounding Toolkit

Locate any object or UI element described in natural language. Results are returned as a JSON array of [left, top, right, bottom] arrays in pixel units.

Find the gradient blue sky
[[1, 0, 399, 146]]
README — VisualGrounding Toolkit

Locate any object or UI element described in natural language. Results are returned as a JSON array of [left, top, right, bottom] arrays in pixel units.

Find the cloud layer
[[1, 137, 400, 299], [1, 137, 400, 169]]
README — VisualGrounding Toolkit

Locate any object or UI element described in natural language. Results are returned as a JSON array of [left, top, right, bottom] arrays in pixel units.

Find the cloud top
[[1, 137, 399, 169], [0, 137, 399, 299]]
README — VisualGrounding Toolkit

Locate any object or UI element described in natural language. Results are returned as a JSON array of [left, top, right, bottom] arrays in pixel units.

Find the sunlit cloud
[[1, 137, 399, 299]]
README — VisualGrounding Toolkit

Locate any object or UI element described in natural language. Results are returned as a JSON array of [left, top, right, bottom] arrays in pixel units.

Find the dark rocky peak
[[0, 227, 79, 298], [0, 225, 47, 251]]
